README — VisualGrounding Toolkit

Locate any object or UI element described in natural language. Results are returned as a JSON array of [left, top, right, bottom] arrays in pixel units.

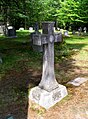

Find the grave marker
[[64, 30, 70, 37], [7, 26, 16, 37], [29, 22, 68, 109], [67, 77, 88, 86], [0, 25, 5, 35], [29, 27, 33, 31], [30, 22, 42, 52], [78, 27, 82, 36], [19, 27, 24, 31], [83, 27, 87, 35]]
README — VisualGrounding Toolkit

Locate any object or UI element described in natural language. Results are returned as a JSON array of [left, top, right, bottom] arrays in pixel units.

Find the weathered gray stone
[[30, 23, 42, 52], [29, 84, 68, 109], [29, 22, 68, 109], [0, 25, 5, 35], [64, 30, 70, 37], [67, 77, 88, 86]]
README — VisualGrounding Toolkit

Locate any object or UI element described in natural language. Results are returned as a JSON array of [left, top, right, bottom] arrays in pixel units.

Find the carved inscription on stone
[[52, 91, 61, 101], [32, 89, 40, 101], [49, 35, 54, 43], [33, 35, 42, 46]]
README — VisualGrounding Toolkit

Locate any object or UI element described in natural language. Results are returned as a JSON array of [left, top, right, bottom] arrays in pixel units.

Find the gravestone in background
[[72, 30, 76, 35], [7, 26, 16, 37], [29, 27, 33, 31], [83, 27, 87, 35], [29, 21, 68, 109], [19, 27, 24, 31], [30, 22, 43, 52], [78, 27, 82, 36], [0, 25, 5, 35], [64, 30, 70, 37]]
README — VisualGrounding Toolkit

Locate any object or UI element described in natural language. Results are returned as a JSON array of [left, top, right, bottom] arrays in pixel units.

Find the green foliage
[[55, 40, 71, 62], [56, 0, 81, 28], [0, 0, 88, 29], [0, 32, 42, 75], [78, 0, 88, 23]]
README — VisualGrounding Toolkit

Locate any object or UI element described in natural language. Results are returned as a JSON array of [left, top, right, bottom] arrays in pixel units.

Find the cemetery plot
[[29, 21, 68, 109], [0, 29, 88, 119]]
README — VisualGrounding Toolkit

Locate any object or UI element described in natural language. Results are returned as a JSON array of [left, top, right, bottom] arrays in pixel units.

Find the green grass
[[0, 32, 88, 76], [65, 35, 88, 48], [0, 32, 42, 76], [65, 35, 88, 69], [65, 35, 88, 58], [16, 30, 31, 37]]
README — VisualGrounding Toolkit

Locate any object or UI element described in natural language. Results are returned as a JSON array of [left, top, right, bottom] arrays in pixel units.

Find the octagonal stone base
[[29, 84, 68, 109]]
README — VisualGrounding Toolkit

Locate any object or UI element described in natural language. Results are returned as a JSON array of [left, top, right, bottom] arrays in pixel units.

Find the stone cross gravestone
[[29, 22, 68, 109]]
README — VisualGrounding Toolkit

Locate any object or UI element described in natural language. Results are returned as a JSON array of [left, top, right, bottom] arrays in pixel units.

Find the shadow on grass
[[67, 43, 87, 50], [0, 36, 30, 50], [0, 36, 42, 119], [0, 62, 41, 119]]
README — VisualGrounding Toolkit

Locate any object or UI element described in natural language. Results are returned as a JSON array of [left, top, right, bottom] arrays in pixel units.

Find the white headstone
[[0, 25, 5, 35], [64, 30, 70, 37], [29, 27, 33, 31], [8, 26, 13, 29], [57, 27, 60, 31], [67, 77, 88, 86], [19, 27, 24, 31], [83, 27, 87, 34]]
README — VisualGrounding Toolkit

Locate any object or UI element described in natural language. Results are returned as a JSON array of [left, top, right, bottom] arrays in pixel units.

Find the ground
[[28, 58, 88, 119], [0, 35, 88, 119], [28, 81, 88, 119]]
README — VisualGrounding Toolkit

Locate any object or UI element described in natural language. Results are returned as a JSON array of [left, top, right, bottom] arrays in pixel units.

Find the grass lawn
[[65, 35, 88, 71], [0, 32, 88, 118]]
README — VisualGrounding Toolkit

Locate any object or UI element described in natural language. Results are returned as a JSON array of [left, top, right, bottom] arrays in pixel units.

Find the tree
[[78, 0, 88, 27], [56, 0, 81, 29], [0, 0, 88, 30]]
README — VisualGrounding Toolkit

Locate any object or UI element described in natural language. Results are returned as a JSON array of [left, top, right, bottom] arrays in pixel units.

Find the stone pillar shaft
[[39, 41, 59, 91]]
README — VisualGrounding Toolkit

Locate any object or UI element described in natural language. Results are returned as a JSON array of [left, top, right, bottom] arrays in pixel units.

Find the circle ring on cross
[[49, 35, 54, 43]]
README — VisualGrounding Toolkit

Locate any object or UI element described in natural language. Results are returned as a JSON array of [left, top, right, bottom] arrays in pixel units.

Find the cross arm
[[32, 32, 63, 46], [32, 34, 48, 46]]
